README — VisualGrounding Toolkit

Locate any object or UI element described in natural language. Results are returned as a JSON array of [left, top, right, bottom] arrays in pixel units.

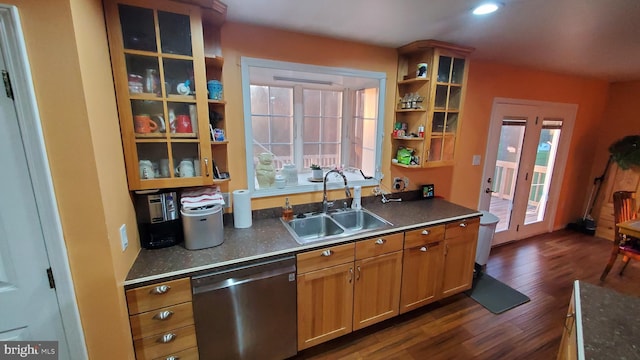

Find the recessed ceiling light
[[472, 2, 502, 15]]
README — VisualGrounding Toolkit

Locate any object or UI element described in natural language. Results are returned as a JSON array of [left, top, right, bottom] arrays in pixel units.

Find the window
[[241, 58, 386, 197]]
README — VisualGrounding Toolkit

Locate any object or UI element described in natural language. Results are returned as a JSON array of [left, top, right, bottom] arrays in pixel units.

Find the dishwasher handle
[[193, 264, 296, 295]]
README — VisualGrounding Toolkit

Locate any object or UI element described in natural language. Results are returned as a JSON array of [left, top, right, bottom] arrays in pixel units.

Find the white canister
[[282, 163, 298, 185], [275, 174, 286, 189]]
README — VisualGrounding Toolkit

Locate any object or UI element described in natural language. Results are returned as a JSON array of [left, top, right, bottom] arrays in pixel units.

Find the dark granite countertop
[[578, 281, 640, 359], [124, 197, 481, 287]]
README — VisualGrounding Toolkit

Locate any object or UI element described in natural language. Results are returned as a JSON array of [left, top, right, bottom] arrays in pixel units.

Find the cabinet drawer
[[127, 278, 192, 315], [404, 225, 445, 248], [355, 233, 404, 260], [152, 346, 199, 360], [445, 217, 480, 238], [130, 302, 194, 340], [297, 243, 355, 274], [134, 325, 197, 360]]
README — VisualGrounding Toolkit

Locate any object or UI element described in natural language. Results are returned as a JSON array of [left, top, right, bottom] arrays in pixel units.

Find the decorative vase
[[312, 168, 323, 180]]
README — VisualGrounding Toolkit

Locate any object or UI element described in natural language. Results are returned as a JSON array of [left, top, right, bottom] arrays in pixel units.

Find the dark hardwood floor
[[293, 229, 640, 359]]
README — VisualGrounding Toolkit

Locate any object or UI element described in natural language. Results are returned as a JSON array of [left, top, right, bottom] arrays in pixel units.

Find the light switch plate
[[119, 224, 128, 251], [472, 155, 481, 166]]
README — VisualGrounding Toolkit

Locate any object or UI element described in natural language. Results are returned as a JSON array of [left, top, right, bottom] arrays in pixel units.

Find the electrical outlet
[[119, 224, 128, 251], [472, 155, 481, 166], [222, 192, 230, 208], [403, 176, 410, 188]]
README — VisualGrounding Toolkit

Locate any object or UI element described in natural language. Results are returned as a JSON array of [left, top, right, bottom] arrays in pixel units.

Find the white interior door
[[0, 28, 70, 357], [479, 99, 576, 245]]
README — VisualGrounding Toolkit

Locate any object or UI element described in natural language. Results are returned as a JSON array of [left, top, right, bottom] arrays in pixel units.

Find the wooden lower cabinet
[[557, 290, 577, 360], [399, 240, 444, 313], [297, 234, 404, 350], [353, 250, 403, 330], [297, 262, 354, 350], [125, 278, 198, 359], [441, 218, 480, 297]]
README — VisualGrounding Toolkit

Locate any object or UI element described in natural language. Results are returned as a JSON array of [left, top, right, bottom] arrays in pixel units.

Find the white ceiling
[[226, 0, 640, 82]]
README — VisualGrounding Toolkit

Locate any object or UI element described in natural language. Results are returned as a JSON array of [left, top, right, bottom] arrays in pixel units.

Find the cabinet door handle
[[165, 357, 180, 360], [348, 267, 353, 283], [459, 223, 467, 228], [150, 285, 170, 295], [157, 333, 176, 344], [356, 266, 361, 280], [321, 250, 332, 257], [375, 238, 385, 245], [153, 310, 174, 321], [420, 246, 428, 252], [421, 230, 430, 235], [204, 158, 210, 177], [564, 312, 575, 334]]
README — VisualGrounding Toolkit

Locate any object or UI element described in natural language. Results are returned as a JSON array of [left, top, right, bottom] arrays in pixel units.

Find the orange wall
[[10, 0, 136, 358], [448, 60, 609, 228]]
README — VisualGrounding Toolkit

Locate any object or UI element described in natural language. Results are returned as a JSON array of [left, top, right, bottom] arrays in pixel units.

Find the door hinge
[[525, 172, 529, 181], [2, 70, 14, 100], [516, 224, 520, 232], [535, 116, 539, 125], [46, 267, 56, 289]]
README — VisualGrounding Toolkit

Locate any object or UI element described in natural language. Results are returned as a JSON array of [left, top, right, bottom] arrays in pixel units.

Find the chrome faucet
[[323, 169, 351, 213]]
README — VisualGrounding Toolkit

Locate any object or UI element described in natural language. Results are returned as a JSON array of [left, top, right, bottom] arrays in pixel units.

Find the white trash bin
[[475, 211, 499, 272]]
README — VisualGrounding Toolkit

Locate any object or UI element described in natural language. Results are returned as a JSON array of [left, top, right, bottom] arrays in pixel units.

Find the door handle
[[204, 158, 210, 177], [150, 285, 170, 295], [153, 310, 174, 321]]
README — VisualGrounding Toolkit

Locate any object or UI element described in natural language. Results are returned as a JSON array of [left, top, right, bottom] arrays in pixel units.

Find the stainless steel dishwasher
[[192, 255, 297, 360]]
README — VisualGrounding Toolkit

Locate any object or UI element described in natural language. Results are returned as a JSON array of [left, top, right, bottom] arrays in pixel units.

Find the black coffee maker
[[134, 191, 183, 249]]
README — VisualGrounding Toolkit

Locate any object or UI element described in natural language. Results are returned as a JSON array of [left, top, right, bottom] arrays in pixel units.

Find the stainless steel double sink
[[281, 208, 393, 244]]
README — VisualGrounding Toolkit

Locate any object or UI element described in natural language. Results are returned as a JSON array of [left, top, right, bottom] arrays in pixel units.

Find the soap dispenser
[[351, 186, 362, 210], [282, 197, 294, 221]]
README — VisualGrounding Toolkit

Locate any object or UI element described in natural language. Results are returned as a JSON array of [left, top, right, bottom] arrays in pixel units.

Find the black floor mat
[[465, 273, 530, 314]]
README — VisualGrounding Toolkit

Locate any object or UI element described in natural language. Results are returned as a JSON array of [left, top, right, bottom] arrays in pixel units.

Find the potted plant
[[310, 164, 323, 180], [609, 135, 640, 171]]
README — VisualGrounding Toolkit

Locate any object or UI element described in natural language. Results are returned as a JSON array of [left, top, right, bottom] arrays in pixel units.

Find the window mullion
[[293, 85, 304, 169]]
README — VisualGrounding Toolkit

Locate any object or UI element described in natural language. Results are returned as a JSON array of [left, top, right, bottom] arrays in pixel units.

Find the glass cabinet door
[[114, 2, 206, 187], [429, 54, 465, 163]]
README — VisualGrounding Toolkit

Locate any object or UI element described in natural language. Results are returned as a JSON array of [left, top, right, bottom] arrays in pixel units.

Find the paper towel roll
[[233, 189, 252, 228]]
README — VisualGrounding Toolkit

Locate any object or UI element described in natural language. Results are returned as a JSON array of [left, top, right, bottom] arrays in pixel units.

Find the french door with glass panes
[[479, 100, 576, 245]]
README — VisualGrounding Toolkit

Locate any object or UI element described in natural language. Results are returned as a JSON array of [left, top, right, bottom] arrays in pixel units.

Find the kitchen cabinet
[[353, 233, 404, 330], [297, 243, 355, 350], [105, 0, 229, 190], [557, 290, 577, 360], [400, 224, 445, 313], [297, 233, 404, 349], [392, 40, 473, 168], [125, 278, 198, 359], [441, 217, 479, 297]]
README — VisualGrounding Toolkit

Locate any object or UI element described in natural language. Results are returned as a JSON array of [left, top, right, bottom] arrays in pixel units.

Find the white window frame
[[241, 57, 386, 198]]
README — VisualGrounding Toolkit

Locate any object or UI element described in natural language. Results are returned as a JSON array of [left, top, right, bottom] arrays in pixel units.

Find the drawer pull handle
[[421, 230, 430, 235], [165, 357, 179, 360], [150, 285, 171, 295], [153, 310, 174, 321], [157, 333, 176, 344], [459, 223, 467, 228], [375, 238, 385, 245], [321, 250, 333, 257], [420, 246, 428, 252]]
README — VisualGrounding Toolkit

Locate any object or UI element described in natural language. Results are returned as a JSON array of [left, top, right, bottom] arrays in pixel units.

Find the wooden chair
[[600, 191, 640, 281]]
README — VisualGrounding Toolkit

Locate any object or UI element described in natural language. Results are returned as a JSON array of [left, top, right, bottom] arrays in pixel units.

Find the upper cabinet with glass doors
[[392, 40, 473, 168], [105, 0, 224, 190]]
